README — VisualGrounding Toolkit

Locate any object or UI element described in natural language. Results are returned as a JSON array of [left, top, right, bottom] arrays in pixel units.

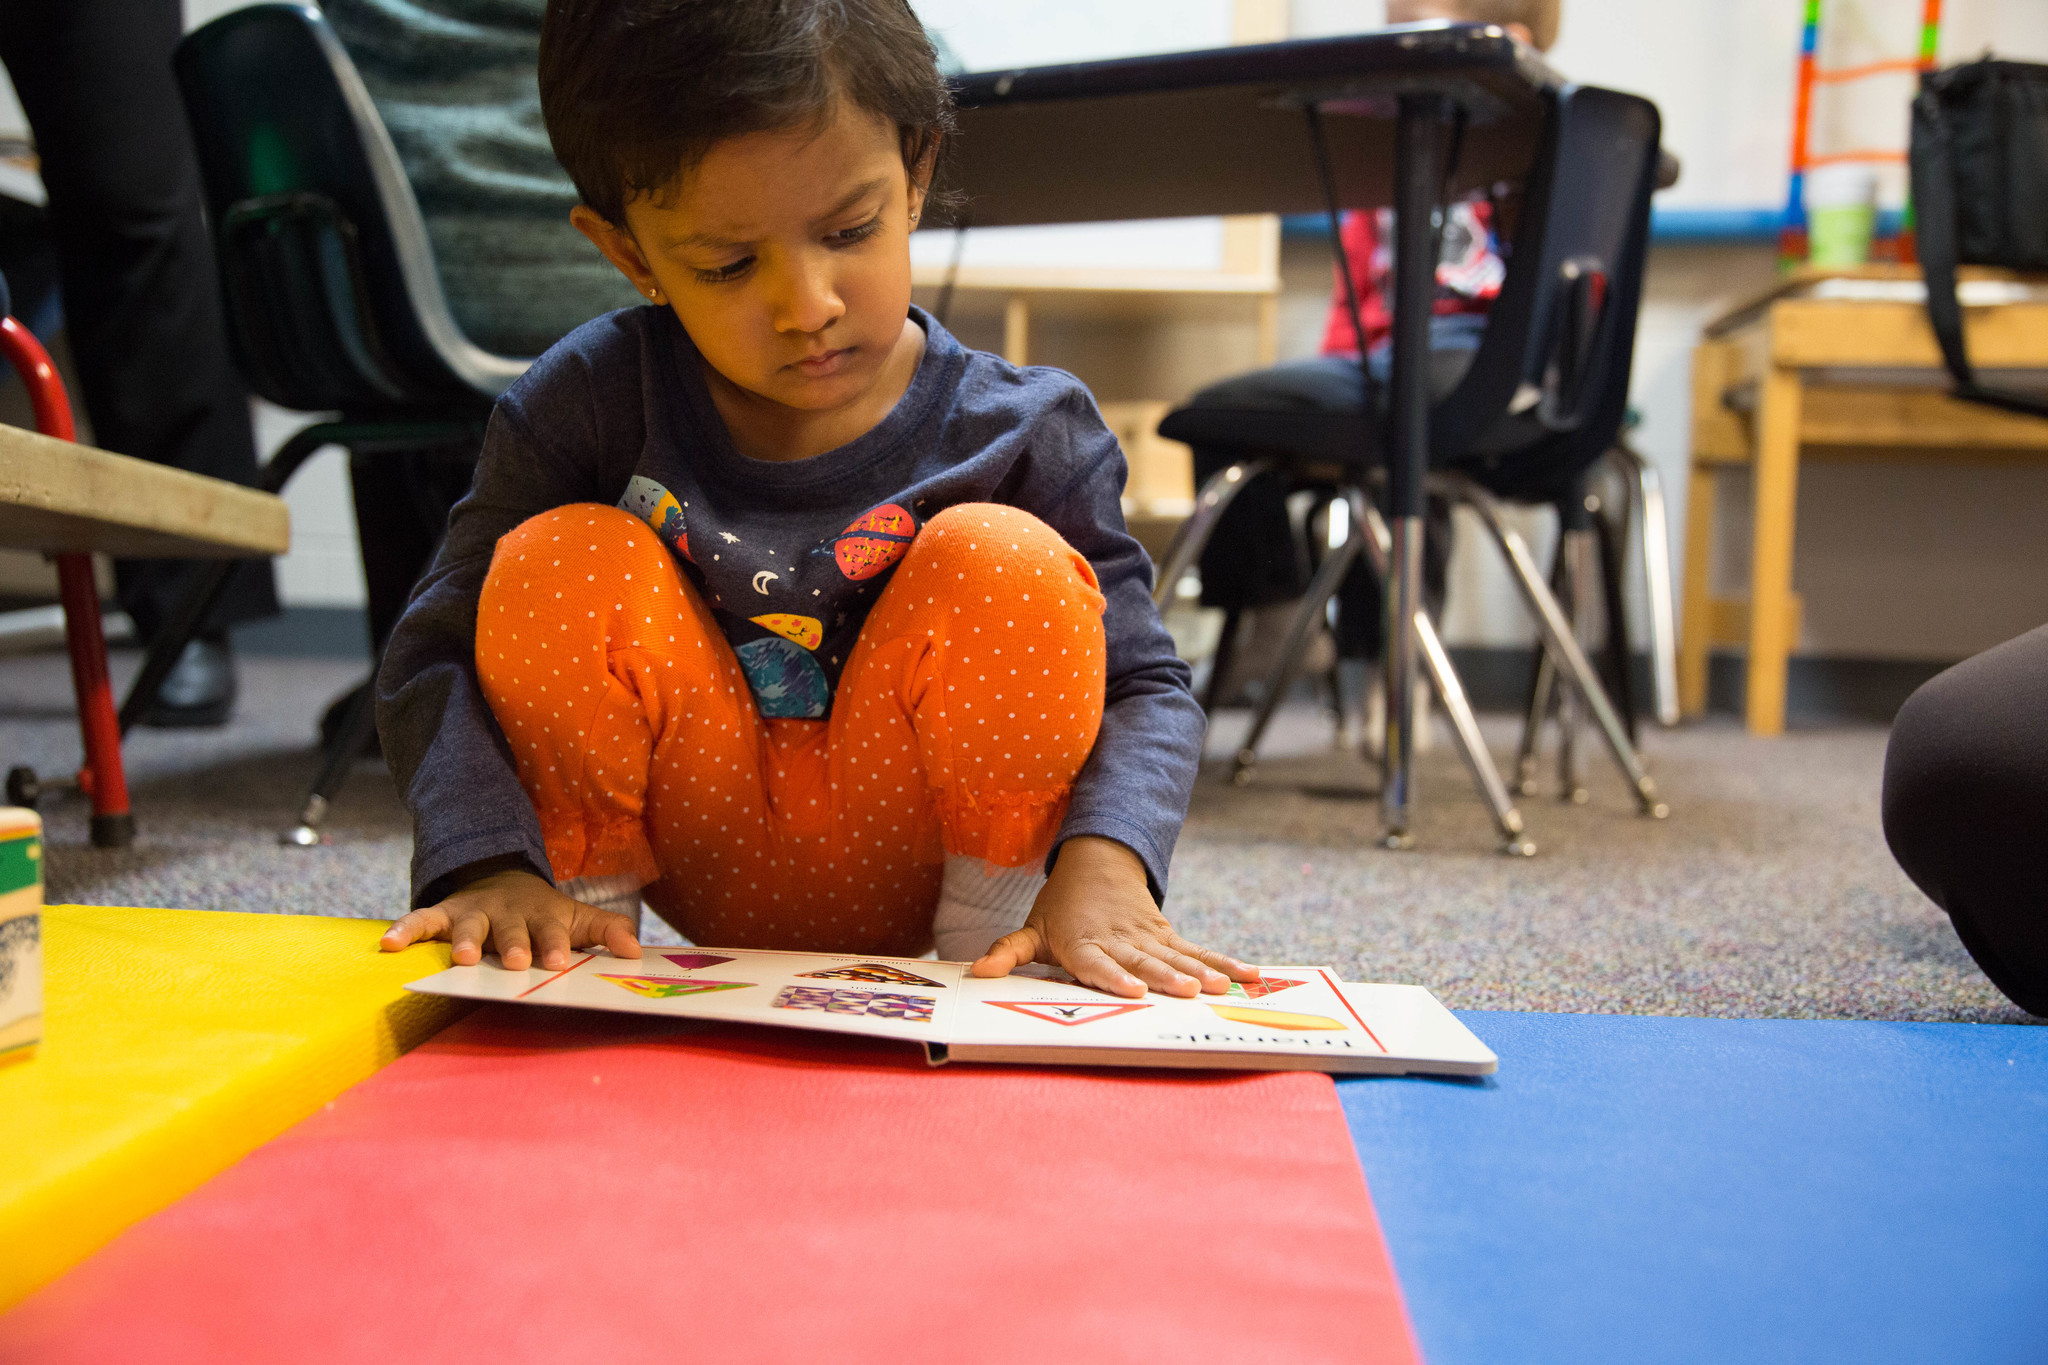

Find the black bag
[[1908, 58, 2048, 419]]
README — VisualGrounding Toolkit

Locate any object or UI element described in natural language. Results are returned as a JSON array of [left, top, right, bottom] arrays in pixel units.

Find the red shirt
[[1319, 200, 1506, 355]]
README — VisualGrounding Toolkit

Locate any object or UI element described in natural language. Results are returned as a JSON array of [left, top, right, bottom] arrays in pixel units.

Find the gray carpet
[[3, 648, 2030, 1024]]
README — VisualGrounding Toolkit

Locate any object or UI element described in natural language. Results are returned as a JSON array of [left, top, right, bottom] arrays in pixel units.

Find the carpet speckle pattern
[[3, 649, 2030, 1023]]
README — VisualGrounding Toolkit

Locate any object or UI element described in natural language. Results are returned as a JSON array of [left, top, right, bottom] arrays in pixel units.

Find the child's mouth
[[791, 347, 853, 377]]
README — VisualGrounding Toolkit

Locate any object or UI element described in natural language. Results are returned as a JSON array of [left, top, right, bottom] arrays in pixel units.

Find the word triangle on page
[[986, 1000, 1152, 1027]]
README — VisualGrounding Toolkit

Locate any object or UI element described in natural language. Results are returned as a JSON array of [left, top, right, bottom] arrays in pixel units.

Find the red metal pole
[[0, 315, 135, 846]]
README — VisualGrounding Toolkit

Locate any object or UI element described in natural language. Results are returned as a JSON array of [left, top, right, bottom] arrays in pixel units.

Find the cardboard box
[[0, 807, 41, 1062]]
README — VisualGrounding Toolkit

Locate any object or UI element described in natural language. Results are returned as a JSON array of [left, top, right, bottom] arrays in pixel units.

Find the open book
[[406, 947, 1496, 1076]]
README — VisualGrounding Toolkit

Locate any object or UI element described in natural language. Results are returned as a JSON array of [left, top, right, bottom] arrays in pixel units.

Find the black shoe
[[140, 634, 236, 728], [320, 681, 382, 759]]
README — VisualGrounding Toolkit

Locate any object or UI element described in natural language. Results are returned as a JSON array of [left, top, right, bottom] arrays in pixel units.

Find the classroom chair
[[134, 2, 530, 845], [1153, 82, 1671, 854]]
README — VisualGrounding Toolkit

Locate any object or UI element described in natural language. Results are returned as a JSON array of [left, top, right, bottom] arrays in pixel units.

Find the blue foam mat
[[1340, 1013, 2048, 1365]]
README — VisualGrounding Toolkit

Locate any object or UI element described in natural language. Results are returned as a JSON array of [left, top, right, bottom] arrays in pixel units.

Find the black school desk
[[935, 20, 1558, 841]]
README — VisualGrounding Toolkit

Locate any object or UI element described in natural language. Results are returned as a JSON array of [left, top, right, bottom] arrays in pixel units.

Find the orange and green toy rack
[[1778, 0, 1944, 269]]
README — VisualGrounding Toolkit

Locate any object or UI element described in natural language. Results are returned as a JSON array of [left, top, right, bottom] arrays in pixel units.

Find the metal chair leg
[[1515, 648, 1556, 796], [1200, 605, 1244, 715], [1556, 526, 1597, 805], [1440, 473, 1669, 819], [280, 663, 381, 847], [1608, 442, 1681, 726], [1591, 493, 1641, 745], [1151, 458, 1273, 608], [1230, 507, 1365, 786], [1356, 495, 1533, 856]]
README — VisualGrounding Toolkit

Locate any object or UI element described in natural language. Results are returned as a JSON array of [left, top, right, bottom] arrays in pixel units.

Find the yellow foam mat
[[0, 906, 468, 1309]]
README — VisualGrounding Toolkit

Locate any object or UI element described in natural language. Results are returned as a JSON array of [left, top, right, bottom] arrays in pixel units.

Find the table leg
[[1380, 92, 1458, 848], [1679, 462, 1716, 718], [1745, 366, 1803, 735], [1003, 295, 1030, 366], [55, 552, 135, 848]]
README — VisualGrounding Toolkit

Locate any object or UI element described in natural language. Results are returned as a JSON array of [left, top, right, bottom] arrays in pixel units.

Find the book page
[[947, 966, 1395, 1065], [407, 947, 964, 1046]]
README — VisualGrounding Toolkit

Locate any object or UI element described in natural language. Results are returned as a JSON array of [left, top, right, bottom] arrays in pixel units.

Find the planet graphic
[[734, 636, 830, 718], [832, 503, 916, 580], [619, 474, 690, 560], [749, 613, 823, 650]]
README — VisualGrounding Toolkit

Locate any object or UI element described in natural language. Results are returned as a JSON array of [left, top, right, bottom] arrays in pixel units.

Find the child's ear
[[571, 205, 666, 303], [906, 136, 941, 228]]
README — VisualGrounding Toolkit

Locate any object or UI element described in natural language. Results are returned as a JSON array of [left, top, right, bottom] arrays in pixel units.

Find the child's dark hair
[[539, 0, 956, 226]]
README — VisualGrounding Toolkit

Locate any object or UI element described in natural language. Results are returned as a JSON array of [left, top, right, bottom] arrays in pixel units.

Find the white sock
[[932, 855, 1045, 962], [560, 873, 644, 926]]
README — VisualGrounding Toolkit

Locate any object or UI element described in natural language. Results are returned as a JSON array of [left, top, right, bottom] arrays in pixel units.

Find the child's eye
[[830, 214, 885, 247], [694, 256, 755, 285]]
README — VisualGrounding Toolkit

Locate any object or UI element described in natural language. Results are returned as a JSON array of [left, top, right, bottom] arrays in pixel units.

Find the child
[[377, 0, 1255, 1001]]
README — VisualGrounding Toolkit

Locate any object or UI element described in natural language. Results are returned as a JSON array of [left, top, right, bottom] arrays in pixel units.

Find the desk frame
[[1680, 287, 2048, 734]]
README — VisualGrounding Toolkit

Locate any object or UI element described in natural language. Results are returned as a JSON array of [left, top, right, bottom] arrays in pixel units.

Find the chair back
[[1434, 83, 1662, 501], [174, 3, 525, 415]]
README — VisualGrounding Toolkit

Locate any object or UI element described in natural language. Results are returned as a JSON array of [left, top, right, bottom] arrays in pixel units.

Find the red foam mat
[[2, 1007, 1418, 1364]]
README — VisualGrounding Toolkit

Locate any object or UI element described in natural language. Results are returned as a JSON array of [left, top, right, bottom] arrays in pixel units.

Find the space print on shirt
[[618, 474, 921, 720]]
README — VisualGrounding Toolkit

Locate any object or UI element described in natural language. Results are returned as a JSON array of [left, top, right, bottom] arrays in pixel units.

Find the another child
[[377, 0, 1255, 1001]]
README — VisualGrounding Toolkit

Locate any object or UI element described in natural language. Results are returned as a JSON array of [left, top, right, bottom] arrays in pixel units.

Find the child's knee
[[487, 503, 672, 592], [910, 503, 1103, 617]]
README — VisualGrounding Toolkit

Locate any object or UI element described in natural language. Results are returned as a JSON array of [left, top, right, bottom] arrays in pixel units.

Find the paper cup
[[1806, 164, 1879, 268]]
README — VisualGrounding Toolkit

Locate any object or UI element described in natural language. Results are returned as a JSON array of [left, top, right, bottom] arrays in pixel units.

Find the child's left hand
[[970, 836, 1259, 999]]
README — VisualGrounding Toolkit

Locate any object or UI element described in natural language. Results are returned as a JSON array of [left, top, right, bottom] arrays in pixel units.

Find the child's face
[[574, 101, 925, 419]]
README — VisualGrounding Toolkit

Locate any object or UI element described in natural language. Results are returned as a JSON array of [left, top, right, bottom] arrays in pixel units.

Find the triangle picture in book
[[987, 1000, 1152, 1027], [1230, 976, 1308, 1000], [1207, 1004, 1345, 1031], [799, 963, 944, 988], [662, 953, 736, 971], [599, 975, 754, 1000]]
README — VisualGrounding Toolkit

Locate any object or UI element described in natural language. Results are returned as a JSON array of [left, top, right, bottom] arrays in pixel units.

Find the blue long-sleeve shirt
[[376, 305, 1206, 909]]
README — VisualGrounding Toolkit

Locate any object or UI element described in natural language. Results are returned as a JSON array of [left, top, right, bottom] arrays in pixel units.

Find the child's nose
[[771, 256, 845, 336]]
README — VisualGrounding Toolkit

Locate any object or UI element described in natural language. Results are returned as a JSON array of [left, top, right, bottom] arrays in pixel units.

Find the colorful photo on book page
[[947, 967, 1392, 1064], [403, 946, 964, 1042]]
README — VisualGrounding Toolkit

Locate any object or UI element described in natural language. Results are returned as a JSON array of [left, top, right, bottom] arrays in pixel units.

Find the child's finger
[[531, 913, 574, 970], [380, 907, 448, 952], [488, 909, 533, 971], [1062, 941, 1149, 999], [1173, 940, 1260, 983], [970, 926, 1042, 977], [1146, 945, 1232, 993], [1105, 941, 1200, 998], [447, 906, 491, 965], [592, 910, 642, 960]]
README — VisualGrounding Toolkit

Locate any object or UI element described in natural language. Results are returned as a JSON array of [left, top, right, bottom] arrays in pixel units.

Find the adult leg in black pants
[[0, 0, 279, 726], [1882, 622, 2048, 1017]]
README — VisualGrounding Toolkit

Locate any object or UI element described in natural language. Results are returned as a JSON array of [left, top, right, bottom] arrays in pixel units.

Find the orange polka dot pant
[[476, 502, 1108, 957]]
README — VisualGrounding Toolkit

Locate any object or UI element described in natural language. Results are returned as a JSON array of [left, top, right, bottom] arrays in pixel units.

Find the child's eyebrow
[[669, 179, 891, 253]]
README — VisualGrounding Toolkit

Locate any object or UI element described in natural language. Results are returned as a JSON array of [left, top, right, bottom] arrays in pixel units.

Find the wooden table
[[0, 421, 289, 561], [1680, 268, 2048, 734], [0, 392, 288, 843]]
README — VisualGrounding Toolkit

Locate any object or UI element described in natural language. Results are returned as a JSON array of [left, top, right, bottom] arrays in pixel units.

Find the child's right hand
[[380, 867, 642, 971]]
